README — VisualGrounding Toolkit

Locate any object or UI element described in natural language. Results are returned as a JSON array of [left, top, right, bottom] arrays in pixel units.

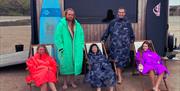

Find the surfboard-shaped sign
[[145, 0, 168, 56], [39, 0, 61, 44]]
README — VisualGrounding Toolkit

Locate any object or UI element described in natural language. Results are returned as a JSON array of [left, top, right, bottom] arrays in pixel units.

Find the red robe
[[26, 53, 57, 87]]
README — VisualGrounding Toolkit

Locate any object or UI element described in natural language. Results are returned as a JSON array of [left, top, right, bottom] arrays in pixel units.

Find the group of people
[[25, 7, 169, 91]]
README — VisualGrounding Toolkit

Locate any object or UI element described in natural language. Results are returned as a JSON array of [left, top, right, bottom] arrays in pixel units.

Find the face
[[38, 46, 46, 54], [92, 45, 98, 53], [65, 10, 75, 21], [118, 9, 126, 18], [142, 43, 149, 51]]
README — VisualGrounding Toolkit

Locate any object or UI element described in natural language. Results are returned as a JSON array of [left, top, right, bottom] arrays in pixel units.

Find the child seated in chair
[[26, 45, 57, 91], [85, 44, 116, 91], [136, 41, 169, 91]]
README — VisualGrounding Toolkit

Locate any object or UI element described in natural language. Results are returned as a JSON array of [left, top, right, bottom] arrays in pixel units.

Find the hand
[[37, 66, 46, 70], [138, 64, 143, 72], [88, 66, 91, 70]]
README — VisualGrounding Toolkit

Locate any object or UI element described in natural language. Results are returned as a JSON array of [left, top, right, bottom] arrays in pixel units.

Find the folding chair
[[26, 44, 59, 91], [133, 40, 169, 91], [84, 42, 117, 91]]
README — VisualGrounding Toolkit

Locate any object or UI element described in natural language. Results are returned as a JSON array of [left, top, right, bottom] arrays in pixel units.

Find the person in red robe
[[26, 45, 57, 91]]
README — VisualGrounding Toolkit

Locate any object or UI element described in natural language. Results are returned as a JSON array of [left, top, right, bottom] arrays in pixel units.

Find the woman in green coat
[[54, 8, 84, 89]]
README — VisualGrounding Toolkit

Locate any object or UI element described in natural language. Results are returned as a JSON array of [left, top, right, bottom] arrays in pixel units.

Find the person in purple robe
[[136, 41, 169, 91]]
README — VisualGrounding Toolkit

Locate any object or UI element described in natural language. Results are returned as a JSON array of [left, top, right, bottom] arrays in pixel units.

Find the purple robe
[[136, 49, 169, 76]]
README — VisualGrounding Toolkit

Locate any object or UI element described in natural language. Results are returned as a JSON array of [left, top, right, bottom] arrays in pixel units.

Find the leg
[[48, 82, 57, 91], [117, 68, 122, 84], [97, 88, 101, 91], [69, 75, 77, 88], [28, 83, 32, 91], [62, 76, 68, 89], [154, 72, 165, 91], [40, 83, 48, 91], [109, 86, 114, 91], [149, 70, 156, 87]]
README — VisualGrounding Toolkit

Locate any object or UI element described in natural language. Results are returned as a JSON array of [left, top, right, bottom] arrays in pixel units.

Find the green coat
[[54, 18, 84, 75]]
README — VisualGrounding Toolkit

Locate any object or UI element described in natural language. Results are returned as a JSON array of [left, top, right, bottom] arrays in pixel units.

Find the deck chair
[[133, 40, 169, 91], [84, 42, 117, 91], [26, 44, 59, 91]]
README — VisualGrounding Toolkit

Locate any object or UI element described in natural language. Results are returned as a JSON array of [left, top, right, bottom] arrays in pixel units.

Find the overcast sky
[[169, 0, 180, 6]]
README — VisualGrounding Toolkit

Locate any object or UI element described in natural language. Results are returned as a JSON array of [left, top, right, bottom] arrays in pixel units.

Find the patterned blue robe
[[85, 51, 116, 88], [101, 17, 135, 68]]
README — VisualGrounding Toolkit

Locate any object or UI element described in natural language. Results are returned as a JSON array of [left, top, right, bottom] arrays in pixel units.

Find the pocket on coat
[[57, 51, 64, 62]]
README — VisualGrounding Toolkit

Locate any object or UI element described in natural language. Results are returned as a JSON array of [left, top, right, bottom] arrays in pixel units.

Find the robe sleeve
[[54, 23, 64, 52], [26, 57, 37, 74], [87, 55, 95, 65], [136, 51, 144, 65], [49, 57, 57, 73], [101, 23, 112, 42], [153, 52, 162, 64], [79, 24, 85, 49]]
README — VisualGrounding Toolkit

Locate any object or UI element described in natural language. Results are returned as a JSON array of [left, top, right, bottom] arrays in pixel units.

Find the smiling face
[[38, 46, 46, 54], [142, 43, 149, 51], [92, 45, 98, 53], [118, 8, 126, 18]]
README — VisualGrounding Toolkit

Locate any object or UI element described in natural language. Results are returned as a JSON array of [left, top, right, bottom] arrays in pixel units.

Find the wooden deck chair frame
[[84, 42, 117, 91], [26, 44, 59, 91], [133, 40, 169, 91]]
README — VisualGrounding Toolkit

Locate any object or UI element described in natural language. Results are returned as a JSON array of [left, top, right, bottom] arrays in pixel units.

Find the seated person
[[26, 45, 57, 91], [136, 41, 169, 91], [85, 44, 116, 91]]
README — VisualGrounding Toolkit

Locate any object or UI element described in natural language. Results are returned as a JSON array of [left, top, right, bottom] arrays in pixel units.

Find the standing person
[[101, 7, 135, 84], [136, 41, 169, 91], [54, 8, 84, 89], [26, 45, 57, 91]]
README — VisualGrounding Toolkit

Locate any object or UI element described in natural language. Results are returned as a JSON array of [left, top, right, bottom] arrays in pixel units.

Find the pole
[[30, 0, 39, 44]]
